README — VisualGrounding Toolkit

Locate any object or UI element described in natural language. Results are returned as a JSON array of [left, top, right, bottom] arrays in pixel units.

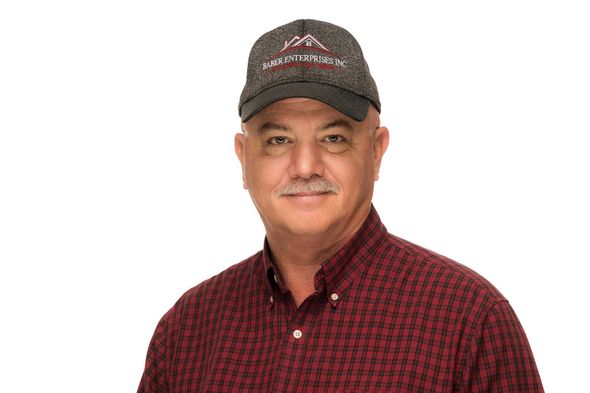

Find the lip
[[287, 191, 330, 197], [281, 191, 333, 209]]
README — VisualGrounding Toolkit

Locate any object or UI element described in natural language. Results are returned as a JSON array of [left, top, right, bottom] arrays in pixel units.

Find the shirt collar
[[262, 204, 388, 307]]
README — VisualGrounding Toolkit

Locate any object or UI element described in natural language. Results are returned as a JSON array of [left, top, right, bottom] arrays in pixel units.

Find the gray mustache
[[276, 177, 341, 197]]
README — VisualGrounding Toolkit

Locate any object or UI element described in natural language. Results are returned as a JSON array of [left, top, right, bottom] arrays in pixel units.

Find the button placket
[[272, 291, 324, 391]]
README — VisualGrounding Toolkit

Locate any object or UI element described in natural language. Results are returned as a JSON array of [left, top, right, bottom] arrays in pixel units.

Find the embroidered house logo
[[262, 34, 348, 72]]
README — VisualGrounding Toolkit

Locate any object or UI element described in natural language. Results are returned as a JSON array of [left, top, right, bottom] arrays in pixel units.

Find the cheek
[[246, 154, 289, 192], [325, 153, 373, 189]]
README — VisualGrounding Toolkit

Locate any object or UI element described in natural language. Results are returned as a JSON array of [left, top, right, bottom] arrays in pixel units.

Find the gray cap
[[238, 19, 380, 122]]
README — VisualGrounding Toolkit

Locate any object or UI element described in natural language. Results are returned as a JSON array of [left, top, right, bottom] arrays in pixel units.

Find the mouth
[[288, 191, 331, 197], [279, 191, 335, 209]]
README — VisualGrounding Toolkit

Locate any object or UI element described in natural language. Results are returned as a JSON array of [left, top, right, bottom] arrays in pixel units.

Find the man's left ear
[[234, 132, 248, 189], [373, 126, 390, 181]]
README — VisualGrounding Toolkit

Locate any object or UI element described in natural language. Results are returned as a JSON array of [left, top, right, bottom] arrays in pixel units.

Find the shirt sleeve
[[137, 309, 173, 393], [457, 300, 544, 392]]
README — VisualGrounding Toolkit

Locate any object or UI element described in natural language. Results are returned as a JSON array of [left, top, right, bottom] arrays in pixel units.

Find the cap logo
[[280, 34, 330, 53], [262, 34, 347, 72]]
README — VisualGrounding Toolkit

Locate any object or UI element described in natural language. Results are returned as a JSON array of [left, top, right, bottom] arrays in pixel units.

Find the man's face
[[235, 98, 389, 240]]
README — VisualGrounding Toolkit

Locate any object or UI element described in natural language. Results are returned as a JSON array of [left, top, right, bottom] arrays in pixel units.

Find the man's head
[[235, 20, 388, 241]]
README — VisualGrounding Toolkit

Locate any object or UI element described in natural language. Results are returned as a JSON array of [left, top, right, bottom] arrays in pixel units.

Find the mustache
[[275, 177, 341, 197]]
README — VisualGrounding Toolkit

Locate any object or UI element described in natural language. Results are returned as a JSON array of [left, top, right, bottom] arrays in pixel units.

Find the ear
[[372, 126, 390, 181], [234, 132, 248, 189]]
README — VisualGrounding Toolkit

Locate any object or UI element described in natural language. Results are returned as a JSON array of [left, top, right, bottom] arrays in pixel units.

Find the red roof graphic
[[280, 34, 329, 53]]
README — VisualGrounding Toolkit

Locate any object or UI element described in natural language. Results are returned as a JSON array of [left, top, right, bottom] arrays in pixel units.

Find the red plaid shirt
[[138, 206, 543, 392]]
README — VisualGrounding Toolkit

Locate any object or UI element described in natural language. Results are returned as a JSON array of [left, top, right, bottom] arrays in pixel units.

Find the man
[[138, 19, 544, 392]]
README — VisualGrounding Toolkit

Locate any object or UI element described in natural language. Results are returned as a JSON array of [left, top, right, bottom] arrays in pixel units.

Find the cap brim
[[240, 82, 371, 122]]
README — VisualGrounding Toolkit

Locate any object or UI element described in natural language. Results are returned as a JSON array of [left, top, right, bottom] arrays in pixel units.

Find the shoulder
[[377, 232, 507, 314], [138, 251, 265, 391], [160, 251, 263, 328], [152, 251, 265, 353], [177, 251, 263, 309]]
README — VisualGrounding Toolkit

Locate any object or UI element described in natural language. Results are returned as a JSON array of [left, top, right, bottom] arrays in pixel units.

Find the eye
[[268, 136, 289, 145], [323, 135, 346, 143]]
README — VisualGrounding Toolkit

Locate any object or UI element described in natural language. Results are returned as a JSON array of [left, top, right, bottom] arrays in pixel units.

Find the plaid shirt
[[138, 206, 543, 392]]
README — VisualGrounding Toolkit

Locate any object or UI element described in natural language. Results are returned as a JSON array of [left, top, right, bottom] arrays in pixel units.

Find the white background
[[1, 1, 588, 391]]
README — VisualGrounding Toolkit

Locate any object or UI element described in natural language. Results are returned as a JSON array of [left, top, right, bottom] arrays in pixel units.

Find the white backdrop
[[1, 1, 588, 391]]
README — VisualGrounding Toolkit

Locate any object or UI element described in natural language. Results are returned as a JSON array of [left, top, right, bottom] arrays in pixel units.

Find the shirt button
[[293, 329, 303, 339], [330, 293, 339, 301], [269, 296, 274, 303]]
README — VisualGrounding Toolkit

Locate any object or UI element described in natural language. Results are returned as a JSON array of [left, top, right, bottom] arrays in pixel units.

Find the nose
[[287, 139, 325, 179]]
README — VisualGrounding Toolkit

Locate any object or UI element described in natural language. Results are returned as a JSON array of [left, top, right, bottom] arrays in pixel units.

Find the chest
[[169, 290, 463, 393]]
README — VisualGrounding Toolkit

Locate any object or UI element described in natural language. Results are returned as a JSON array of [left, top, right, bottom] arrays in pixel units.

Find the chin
[[276, 209, 337, 236]]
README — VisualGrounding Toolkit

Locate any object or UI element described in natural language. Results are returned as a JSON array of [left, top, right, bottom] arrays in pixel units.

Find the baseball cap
[[238, 19, 381, 122]]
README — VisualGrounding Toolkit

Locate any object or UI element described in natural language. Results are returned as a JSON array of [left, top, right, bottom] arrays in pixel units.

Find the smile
[[285, 191, 333, 197]]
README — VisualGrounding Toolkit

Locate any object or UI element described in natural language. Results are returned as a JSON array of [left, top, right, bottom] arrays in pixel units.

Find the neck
[[267, 232, 352, 307], [265, 207, 371, 307]]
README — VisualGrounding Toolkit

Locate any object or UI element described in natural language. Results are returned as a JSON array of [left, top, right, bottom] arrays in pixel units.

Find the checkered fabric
[[137, 206, 543, 392]]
